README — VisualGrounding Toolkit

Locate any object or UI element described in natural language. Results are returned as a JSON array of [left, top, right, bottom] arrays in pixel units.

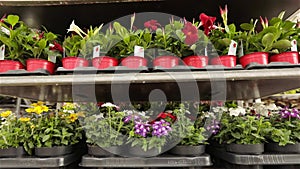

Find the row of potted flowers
[[0, 6, 299, 74], [1, 100, 300, 157]]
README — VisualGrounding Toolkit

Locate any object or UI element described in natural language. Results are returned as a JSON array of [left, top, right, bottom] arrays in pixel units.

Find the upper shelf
[[0, 0, 162, 6], [1, 68, 300, 102]]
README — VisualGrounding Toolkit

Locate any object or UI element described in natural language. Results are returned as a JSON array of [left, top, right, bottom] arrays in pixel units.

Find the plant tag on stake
[[204, 47, 208, 56], [93, 45, 100, 58], [48, 44, 56, 63], [134, 45, 144, 58], [0, 45, 5, 60], [291, 39, 297, 52], [228, 40, 237, 56]]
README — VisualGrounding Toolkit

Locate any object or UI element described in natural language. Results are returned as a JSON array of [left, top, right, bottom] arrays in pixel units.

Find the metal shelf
[[0, 0, 162, 6], [1, 68, 300, 102], [80, 154, 212, 168]]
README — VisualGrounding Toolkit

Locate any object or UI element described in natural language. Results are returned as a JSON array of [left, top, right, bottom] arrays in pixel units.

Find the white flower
[[92, 113, 104, 121], [67, 20, 87, 38], [229, 106, 246, 116], [265, 103, 279, 111], [212, 106, 228, 113], [101, 102, 118, 108]]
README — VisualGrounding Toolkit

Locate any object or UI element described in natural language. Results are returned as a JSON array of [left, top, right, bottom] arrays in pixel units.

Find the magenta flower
[[182, 21, 199, 45], [144, 19, 161, 31]]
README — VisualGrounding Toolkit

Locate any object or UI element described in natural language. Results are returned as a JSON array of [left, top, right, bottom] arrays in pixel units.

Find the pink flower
[[219, 5, 228, 16], [260, 16, 269, 28], [0, 14, 6, 23], [199, 13, 216, 36], [182, 22, 198, 45], [144, 19, 161, 31]]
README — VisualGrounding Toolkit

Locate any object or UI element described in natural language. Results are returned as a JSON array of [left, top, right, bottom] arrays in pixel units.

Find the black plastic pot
[[87, 144, 121, 157], [0, 146, 26, 157], [127, 146, 161, 157], [168, 145, 206, 156], [34, 146, 73, 157], [265, 143, 300, 154], [226, 144, 264, 155]]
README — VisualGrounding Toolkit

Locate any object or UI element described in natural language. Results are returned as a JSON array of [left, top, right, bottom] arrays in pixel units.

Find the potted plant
[[265, 107, 300, 153], [207, 5, 239, 67], [62, 20, 90, 69], [0, 110, 29, 157], [112, 14, 152, 68], [23, 101, 83, 156], [0, 14, 28, 72]]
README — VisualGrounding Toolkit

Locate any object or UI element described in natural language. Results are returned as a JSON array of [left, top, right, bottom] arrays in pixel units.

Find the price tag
[[291, 39, 298, 52], [93, 45, 100, 58], [48, 56, 56, 63], [228, 40, 237, 56], [0, 45, 5, 60], [134, 45, 144, 58], [0, 26, 10, 35]]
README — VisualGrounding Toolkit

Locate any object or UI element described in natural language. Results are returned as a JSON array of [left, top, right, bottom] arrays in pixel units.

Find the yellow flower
[[68, 114, 78, 123], [19, 117, 31, 122], [25, 108, 34, 113], [30, 125, 35, 129], [41, 105, 49, 112], [33, 106, 43, 115], [0, 110, 12, 118], [31, 101, 45, 107]]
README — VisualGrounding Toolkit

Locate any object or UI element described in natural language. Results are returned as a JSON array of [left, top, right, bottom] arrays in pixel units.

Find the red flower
[[144, 19, 161, 31], [150, 112, 177, 124], [182, 22, 198, 45], [49, 41, 63, 53], [199, 13, 216, 36]]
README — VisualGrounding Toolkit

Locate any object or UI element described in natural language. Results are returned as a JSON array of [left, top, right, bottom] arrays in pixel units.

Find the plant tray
[[56, 66, 149, 74], [152, 65, 243, 72], [207, 146, 300, 165], [0, 69, 51, 76], [80, 154, 212, 168], [245, 62, 300, 70]]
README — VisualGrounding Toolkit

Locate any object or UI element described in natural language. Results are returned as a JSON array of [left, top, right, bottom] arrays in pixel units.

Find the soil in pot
[[0, 146, 26, 157], [265, 143, 300, 154], [34, 146, 73, 157], [62, 57, 89, 69], [120, 56, 147, 68], [183, 55, 208, 68], [92, 56, 118, 69], [26, 59, 55, 74], [0, 60, 24, 73], [270, 51, 299, 64], [168, 145, 206, 156], [226, 143, 264, 155], [153, 56, 179, 68], [239, 52, 269, 68], [210, 55, 236, 67], [87, 144, 121, 157]]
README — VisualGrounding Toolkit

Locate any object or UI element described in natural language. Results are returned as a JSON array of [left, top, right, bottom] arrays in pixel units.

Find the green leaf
[[228, 24, 236, 33], [240, 23, 254, 31], [277, 11, 285, 20], [272, 39, 292, 49], [42, 135, 50, 142], [7, 15, 19, 28], [262, 33, 275, 48]]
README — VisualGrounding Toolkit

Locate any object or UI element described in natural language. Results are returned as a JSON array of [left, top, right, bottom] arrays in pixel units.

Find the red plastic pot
[[62, 57, 89, 69], [92, 56, 118, 69], [183, 55, 208, 68], [121, 56, 147, 68], [210, 55, 237, 67], [0, 60, 24, 73], [270, 51, 299, 64], [239, 52, 269, 68], [153, 56, 179, 68], [26, 59, 55, 74]]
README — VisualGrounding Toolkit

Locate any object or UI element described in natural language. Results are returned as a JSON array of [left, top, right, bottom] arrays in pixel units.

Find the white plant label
[[63, 47, 66, 58], [0, 45, 5, 60], [291, 39, 297, 52], [0, 26, 10, 35], [93, 45, 100, 58], [48, 56, 56, 63], [134, 45, 144, 58], [204, 47, 208, 56], [228, 40, 237, 56]]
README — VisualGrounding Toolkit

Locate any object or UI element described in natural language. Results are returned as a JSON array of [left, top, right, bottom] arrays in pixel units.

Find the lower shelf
[[79, 154, 212, 168], [0, 152, 81, 168]]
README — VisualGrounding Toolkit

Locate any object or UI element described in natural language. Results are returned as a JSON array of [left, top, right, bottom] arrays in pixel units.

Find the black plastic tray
[[80, 154, 212, 168], [0, 69, 51, 76], [152, 65, 244, 72], [56, 66, 149, 74], [245, 62, 300, 70], [208, 147, 300, 165]]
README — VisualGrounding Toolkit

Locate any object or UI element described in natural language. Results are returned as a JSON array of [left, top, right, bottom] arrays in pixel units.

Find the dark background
[[0, 0, 299, 36]]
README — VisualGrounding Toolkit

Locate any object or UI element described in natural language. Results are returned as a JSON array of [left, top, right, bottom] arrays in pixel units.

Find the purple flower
[[151, 119, 172, 137], [206, 119, 220, 135], [123, 115, 141, 123], [279, 107, 300, 119], [134, 121, 151, 137]]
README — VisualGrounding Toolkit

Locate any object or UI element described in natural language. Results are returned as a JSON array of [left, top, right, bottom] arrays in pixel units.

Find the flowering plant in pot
[[0, 110, 30, 157], [266, 107, 300, 153], [239, 11, 296, 67], [23, 102, 83, 156], [206, 5, 240, 67], [0, 14, 29, 72]]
